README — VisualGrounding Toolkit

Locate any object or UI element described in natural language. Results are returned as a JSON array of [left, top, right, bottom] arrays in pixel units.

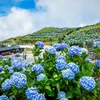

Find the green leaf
[[66, 92, 73, 98], [45, 85, 52, 92], [82, 96, 87, 100], [56, 83, 60, 92]]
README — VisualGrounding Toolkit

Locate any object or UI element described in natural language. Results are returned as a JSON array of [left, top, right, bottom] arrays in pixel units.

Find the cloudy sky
[[0, 0, 100, 41]]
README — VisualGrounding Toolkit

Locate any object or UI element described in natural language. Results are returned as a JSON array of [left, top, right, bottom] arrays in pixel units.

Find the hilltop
[[0, 22, 100, 45]]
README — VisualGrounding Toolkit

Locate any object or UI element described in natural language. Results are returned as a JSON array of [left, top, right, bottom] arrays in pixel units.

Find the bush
[[0, 42, 100, 100]]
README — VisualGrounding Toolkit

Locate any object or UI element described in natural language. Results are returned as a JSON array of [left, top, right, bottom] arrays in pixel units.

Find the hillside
[[0, 22, 100, 45]]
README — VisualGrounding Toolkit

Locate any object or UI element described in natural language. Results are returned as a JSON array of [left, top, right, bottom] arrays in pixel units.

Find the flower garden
[[0, 41, 100, 100]]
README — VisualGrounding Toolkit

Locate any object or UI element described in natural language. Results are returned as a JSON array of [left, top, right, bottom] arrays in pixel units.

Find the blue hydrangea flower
[[60, 98, 68, 100], [56, 60, 66, 70], [37, 73, 46, 81], [66, 62, 79, 74], [10, 72, 27, 88], [0, 55, 3, 59], [36, 41, 44, 48], [81, 48, 88, 54], [95, 60, 100, 68], [25, 87, 38, 100], [68, 46, 82, 56], [57, 91, 66, 99], [8, 67, 14, 74], [45, 46, 56, 54], [32, 64, 43, 74], [61, 43, 68, 49], [56, 55, 66, 61], [0, 95, 8, 100], [0, 66, 3, 71], [1, 79, 12, 90], [93, 41, 100, 47], [53, 43, 62, 51], [11, 59, 22, 70], [85, 58, 93, 63], [62, 69, 75, 80], [80, 76, 96, 91], [35, 94, 46, 100]]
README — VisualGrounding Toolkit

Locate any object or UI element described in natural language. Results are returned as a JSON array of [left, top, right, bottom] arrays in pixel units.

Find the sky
[[0, 0, 100, 41]]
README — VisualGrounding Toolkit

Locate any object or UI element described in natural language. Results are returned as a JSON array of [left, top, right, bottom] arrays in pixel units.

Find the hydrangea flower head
[[37, 73, 46, 81], [32, 64, 43, 74], [36, 41, 44, 48], [62, 69, 75, 80], [60, 98, 68, 100], [95, 60, 100, 68], [57, 91, 66, 99], [85, 58, 93, 63], [35, 94, 46, 100], [56, 59, 66, 70], [25, 87, 38, 100], [0, 95, 8, 100], [0, 55, 3, 59], [68, 46, 82, 56], [2, 79, 12, 90], [66, 62, 79, 74], [80, 76, 96, 91], [56, 55, 66, 61], [0, 66, 3, 71], [45, 46, 56, 54], [61, 43, 68, 49], [93, 41, 100, 47], [53, 43, 62, 51], [10, 72, 27, 88]]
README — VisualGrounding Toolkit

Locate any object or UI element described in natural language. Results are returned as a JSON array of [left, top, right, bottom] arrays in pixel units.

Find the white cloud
[[0, 0, 100, 41]]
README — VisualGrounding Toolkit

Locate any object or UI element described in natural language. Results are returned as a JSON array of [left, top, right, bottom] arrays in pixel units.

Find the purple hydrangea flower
[[80, 76, 96, 91], [1, 79, 12, 90], [62, 69, 75, 80], [10, 72, 27, 88], [32, 64, 43, 74], [68, 46, 82, 56], [56, 60, 66, 70], [36, 41, 44, 48]]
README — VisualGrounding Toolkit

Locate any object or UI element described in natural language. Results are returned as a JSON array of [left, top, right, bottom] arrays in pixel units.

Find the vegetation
[[0, 23, 100, 46]]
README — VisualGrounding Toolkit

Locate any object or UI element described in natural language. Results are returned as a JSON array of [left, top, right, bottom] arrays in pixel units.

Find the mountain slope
[[0, 22, 100, 44]]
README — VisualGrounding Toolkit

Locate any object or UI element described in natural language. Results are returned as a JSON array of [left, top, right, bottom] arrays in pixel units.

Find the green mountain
[[0, 23, 100, 45]]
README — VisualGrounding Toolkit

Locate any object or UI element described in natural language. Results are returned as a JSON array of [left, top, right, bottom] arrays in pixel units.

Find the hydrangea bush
[[0, 41, 100, 100]]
